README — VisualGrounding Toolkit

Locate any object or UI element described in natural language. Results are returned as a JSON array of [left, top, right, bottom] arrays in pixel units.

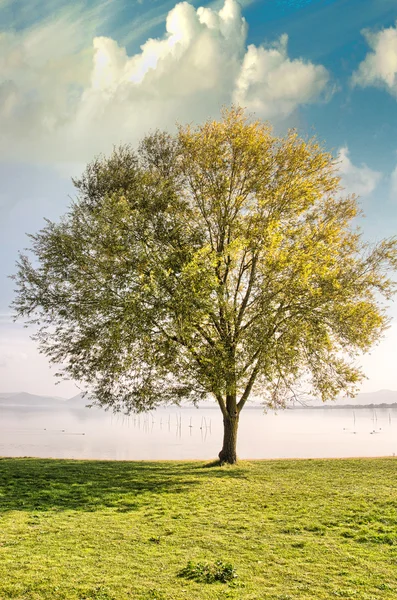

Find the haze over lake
[[1, 403, 396, 460]]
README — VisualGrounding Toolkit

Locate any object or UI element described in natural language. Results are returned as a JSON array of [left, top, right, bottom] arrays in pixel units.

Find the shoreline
[[1, 454, 396, 463]]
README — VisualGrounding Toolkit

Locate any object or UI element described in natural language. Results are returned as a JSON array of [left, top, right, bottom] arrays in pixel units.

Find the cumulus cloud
[[0, 12, 95, 156], [337, 147, 382, 197], [352, 22, 397, 97], [233, 34, 330, 117], [0, 0, 331, 167]]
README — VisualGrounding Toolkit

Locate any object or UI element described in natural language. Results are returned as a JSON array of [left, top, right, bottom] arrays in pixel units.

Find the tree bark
[[218, 412, 239, 464]]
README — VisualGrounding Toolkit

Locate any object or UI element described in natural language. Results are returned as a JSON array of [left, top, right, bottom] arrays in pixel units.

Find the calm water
[[0, 405, 396, 460]]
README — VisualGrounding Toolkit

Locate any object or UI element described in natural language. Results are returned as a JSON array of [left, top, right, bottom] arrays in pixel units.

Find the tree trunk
[[218, 413, 239, 464]]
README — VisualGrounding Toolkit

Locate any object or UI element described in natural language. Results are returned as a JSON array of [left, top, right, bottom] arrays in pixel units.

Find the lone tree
[[12, 107, 397, 463]]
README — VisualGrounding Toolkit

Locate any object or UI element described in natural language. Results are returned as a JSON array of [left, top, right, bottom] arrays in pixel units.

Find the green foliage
[[178, 560, 238, 584]]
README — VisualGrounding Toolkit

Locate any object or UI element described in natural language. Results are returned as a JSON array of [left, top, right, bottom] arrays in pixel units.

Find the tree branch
[[235, 253, 258, 335], [237, 354, 262, 413]]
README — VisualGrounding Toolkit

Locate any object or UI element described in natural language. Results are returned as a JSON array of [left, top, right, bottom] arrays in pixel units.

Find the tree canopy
[[12, 107, 397, 463]]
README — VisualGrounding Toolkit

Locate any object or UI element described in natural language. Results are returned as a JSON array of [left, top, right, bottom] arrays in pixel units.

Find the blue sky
[[0, 0, 396, 396]]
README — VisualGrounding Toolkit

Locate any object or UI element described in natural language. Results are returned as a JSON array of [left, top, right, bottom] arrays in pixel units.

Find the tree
[[12, 107, 397, 464]]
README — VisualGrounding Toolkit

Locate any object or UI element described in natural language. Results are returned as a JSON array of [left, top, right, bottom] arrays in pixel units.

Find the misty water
[[1, 405, 397, 460]]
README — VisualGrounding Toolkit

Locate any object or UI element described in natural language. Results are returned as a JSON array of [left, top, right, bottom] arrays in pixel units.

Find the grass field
[[0, 457, 396, 599]]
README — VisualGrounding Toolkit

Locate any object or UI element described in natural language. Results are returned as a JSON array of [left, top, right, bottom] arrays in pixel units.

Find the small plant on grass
[[178, 560, 237, 584], [148, 536, 161, 544]]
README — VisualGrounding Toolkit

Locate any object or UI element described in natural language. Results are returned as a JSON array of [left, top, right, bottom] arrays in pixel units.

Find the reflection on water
[[0, 405, 396, 460]]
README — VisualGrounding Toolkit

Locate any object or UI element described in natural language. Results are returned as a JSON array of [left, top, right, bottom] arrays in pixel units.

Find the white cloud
[[0, 0, 331, 167], [352, 22, 397, 97], [0, 11, 96, 154], [233, 34, 330, 118], [337, 147, 382, 197]]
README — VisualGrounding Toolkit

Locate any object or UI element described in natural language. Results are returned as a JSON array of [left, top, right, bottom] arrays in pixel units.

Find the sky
[[0, 0, 396, 397]]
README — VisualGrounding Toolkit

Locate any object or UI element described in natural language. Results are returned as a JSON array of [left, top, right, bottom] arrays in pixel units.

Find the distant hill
[[67, 393, 90, 407], [349, 389, 397, 406], [0, 392, 64, 407], [294, 389, 397, 408], [1, 389, 397, 409], [0, 391, 93, 408]]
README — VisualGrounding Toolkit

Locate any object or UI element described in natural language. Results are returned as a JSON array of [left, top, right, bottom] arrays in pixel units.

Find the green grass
[[0, 457, 396, 599]]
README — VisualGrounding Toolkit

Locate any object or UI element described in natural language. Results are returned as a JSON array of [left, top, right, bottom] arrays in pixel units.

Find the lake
[[0, 405, 396, 460]]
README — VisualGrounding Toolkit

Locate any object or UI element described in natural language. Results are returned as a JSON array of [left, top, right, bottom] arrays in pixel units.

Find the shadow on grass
[[202, 459, 222, 468], [198, 460, 249, 478], [0, 454, 253, 513], [0, 458, 203, 513]]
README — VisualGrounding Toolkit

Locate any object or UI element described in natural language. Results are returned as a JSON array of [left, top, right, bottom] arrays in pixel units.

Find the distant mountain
[[1, 389, 396, 409], [0, 392, 64, 407], [350, 389, 397, 406], [0, 391, 93, 409], [297, 389, 397, 408], [67, 393, 90, 407]]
